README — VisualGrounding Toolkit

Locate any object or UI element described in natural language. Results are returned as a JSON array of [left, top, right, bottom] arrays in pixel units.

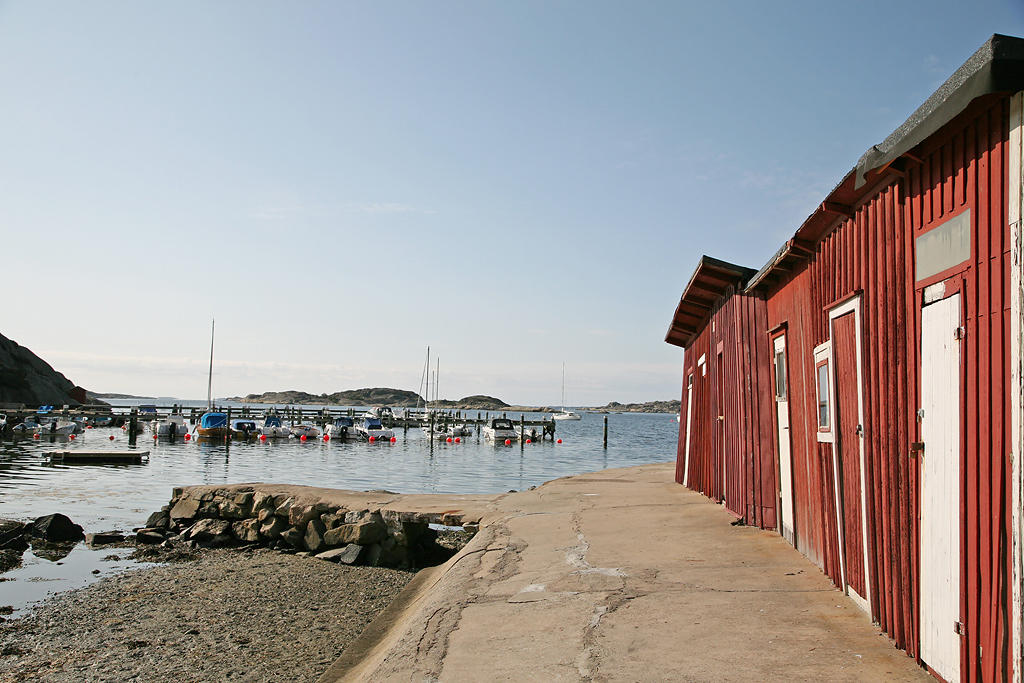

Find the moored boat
[[258, 414, 291, 438], [290, 423, 321, 439], [356, 417, 393, 441], [326, 417, 354, 439], [230, 419, 258, 439], [482, 418, 518, 442], [552, 410, 582, 421], [197, 412, 229, 439], [154, 413, 189, 437]]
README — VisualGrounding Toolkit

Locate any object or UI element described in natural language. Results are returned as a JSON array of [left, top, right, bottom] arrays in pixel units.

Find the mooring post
[[603, 415, 608, 448], [226, 407, 233, 442], [128, 407, 137, 446], [520, 414, 525, 451]]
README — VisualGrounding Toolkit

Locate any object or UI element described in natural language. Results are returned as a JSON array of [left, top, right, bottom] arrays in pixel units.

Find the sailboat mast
[[561, 362, 566, 411], [207, 319, 215, 411], [425, 346, 430, 409], [435, 358, 439, 403]]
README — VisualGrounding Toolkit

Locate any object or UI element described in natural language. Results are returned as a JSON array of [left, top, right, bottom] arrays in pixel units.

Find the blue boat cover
[[264, 415, 282, 427], [37, 406, 53, 414], [200, 412, 228, 429], [364, 418, 382, 428]]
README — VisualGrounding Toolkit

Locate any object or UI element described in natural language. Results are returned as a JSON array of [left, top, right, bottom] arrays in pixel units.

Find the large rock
[[259, 516, 288, 541], [304, 519, 326, 553], [169, 498, 201, 522], [232, 519, 260, 543], [145, 509, 170, 530], [86, 532, 125, 546], [288, 504, 325, 527], [187, 518, 231, 542], [323, 518, 387, 547], [28, 514, 84, 542], [316, 544, 365, 565], [0, 520, 27, 552], [280, 527, 304, 548]]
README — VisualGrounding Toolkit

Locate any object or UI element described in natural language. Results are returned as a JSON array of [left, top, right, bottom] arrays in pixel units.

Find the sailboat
[[552, 363, 582, 421], [196, 319, 229, 439]]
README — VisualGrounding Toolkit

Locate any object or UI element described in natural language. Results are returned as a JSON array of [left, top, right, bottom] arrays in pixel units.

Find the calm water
[[0, 403, 677, 612]]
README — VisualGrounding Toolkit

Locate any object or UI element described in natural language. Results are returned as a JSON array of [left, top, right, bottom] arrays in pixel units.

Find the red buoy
[[369, 436, 376, 443], [390, 436, 397, 443], [454, 437, 461, 443], [324, 434, 330, 441], [259, 434, 266, 441], [557, 438, 562, 444], [446, 437, 452, 443], [109, 435, 115, 441], [504, 439, 511, 446], [185, 433, 192, 440], [153, 434, 158, 440], [300, 434, 307, 442], [33, 433, 40, 439], [526, 438, 532, 444], [69, 434, 76, 440]]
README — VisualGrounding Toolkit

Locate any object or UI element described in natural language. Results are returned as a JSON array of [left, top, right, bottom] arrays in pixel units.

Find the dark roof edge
[[665, 255, 756, 348], [855, 33, 1024, 188]]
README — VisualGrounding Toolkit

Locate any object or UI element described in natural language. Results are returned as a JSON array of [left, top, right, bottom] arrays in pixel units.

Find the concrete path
[[321, 462, 927, 682]]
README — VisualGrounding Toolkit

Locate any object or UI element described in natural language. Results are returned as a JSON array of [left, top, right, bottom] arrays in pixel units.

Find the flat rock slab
[[319, 463, 928, 682]]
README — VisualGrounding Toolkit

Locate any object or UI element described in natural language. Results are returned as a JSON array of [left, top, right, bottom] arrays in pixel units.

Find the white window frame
[[813, 341, 833, 444], [697, 353, 706, 377]]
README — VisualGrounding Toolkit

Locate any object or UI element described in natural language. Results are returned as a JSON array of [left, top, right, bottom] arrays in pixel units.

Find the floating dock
[[48, 450, 149, 464]]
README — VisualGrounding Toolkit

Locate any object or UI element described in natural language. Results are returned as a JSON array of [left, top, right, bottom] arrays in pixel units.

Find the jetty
[[47, 450, 148, 465]]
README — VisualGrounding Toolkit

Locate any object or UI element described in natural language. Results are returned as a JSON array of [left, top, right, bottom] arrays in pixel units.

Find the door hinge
[[955, 326, 966, 340], [910, 442, 925, 457], [917, 408, 925, 422], [954, 621, 966, 637]]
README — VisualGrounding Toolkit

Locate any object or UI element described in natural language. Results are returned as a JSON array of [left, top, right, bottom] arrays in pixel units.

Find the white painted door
[[773, 335, 795, 544], [919, 291, 962, 682], [683, 375, 694, 488]]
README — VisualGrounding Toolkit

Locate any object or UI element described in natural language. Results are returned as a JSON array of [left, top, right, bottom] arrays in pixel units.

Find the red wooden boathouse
[[665, 35, 1024, 682]]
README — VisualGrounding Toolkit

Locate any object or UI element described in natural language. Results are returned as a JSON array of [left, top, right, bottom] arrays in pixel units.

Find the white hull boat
[[290, 423, 321, 439], [552, 411, 581, 421], [154, 415, 189, 437], [258, 415, 291, 438], [483, 418, 518, 442], [356, 417, 394, 441]]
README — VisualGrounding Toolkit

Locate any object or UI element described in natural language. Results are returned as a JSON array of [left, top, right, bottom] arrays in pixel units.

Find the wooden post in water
[[520, 414, 525, 451], [603, 415, 608, 448], [226, 407, 233, 442], [128, 408, 137, 446]]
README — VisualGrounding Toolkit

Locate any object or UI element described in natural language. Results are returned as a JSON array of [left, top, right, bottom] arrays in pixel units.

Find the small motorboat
[[482, 418, 518, 442], [230, 419, 258, 439], [290, 423, 321, 439], [197, 412, 229, 439], [258, 414, 291, 438], [12, 418, 39, 434], [34, 419, 80, 436], [356, 417, 394, 441], [326, 417, 354, 439], [154, 414, 189, 437], [516, 425, 543, 442]]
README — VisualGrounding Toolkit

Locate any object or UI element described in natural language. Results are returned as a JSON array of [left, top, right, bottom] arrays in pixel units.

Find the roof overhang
[[665, 256, 756, 348]]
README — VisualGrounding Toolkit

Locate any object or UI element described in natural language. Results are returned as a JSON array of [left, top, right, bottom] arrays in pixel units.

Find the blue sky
[[2, 2, 1022, 405]]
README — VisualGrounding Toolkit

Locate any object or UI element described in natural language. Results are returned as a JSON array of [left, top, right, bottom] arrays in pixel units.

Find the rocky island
[[590, 400, 681, 413]]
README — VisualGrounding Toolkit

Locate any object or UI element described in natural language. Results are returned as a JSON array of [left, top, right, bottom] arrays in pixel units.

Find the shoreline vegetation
[[89, 388, 681, 414]]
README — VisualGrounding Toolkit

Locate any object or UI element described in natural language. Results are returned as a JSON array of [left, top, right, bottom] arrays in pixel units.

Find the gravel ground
[[0, 547, 415, 682]]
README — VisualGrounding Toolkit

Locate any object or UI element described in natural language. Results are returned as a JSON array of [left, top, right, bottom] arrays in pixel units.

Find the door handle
[[856, 424, 864, 437]]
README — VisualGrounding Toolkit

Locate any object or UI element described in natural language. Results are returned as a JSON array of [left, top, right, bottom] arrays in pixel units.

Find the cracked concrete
[[319, 462, 928, 682]]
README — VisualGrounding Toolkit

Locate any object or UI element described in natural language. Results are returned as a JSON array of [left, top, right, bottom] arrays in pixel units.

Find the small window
[[773, 348, 787, 400], [815, 360, 830, 431]]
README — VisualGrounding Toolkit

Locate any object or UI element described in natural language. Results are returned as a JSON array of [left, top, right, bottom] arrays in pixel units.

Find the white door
[[919, 291, 962, 682], [683, 374, 694, 488], [773, 335, 795, 544]]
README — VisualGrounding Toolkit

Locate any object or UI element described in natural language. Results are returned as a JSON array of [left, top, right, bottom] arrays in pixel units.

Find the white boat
[[516, 425, 543, 441], [259, 414, 291, 438], [552, 363, 582, 421], [12, 419, 38, 434], [154, 414, 189, 437], [230, 419, 259, 439], [290, 423, 321, 439], [363, 407, 394, 421], [483, 418, 518, 442], [326, 417, 355, 439], [425, 422, 473, 439], [356, 417, 394, 441], [34, 419, 80, 436]]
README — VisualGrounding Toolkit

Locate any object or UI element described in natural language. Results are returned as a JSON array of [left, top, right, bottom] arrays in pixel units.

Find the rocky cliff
[[0, 333, 89, 407], [232, 388, 425, 407]]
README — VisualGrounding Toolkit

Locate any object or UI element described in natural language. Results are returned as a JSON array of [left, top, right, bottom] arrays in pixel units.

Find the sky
[[2, 2, 1023, 406]]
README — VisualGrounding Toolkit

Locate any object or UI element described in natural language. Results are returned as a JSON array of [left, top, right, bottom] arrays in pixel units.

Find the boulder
[[274, 498, 295, 518], [288, 504, 325, 527], [86, 532, 125, 546], [136, 530, 165, 545], [218, 501, 247, 519], [320, 513, 344, 530], [187, 518, 231, 542], [304, 519, 326, 553], [280, 527, 304, 548], [0, 520, 27, 552], [324, 518, 387, 547], [169, 498, 201, 522], [232, 519, 260, 543], [344, 510, 369, 524], [259, 516, 288, 541], [145, 509, 170, 530], [251, 491, 273, 510], [0, 549, 23, 572], [257, 507, 276, 523], [28, 514, 84, 542], [316, 544, 365, 565]]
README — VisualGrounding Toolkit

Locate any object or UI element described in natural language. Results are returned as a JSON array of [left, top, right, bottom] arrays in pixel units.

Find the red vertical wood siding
[[675, 95, 1014, 680]]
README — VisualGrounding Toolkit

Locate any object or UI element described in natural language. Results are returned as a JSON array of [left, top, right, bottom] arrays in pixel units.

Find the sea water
[[0, 402, 679, 613]]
